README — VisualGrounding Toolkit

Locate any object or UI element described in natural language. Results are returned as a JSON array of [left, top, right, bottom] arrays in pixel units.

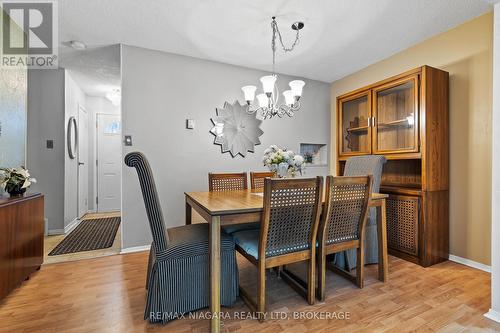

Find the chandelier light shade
[[242, 17, 305, 119], [241, 85, 257, 102], [289, 80, 305, 98]]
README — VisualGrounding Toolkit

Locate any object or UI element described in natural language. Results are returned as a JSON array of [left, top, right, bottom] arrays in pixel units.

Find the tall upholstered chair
[[125, 152, 239, 324], [335, 155, 386, 270], [232, 177, 323, 318], [208, 172, 248, 191], [249, 171, 275, 189], [317, 175, 372, 301]]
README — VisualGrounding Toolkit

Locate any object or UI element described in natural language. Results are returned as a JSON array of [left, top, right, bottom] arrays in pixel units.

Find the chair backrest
[[208, 172, 248, 191], [124, 152, 168, 253], [250, 171, 275, 190], [343, 155, 386, 193], [259, 177, 323, 259], [319, 175, 372, 246]]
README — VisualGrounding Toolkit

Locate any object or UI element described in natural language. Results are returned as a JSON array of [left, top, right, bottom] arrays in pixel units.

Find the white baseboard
[[448, 254, 491, 273], [64, 218, 81, 234], [120, 244, 151, 254], [47, 228, 64, 235], [485, 309, 500, 323]]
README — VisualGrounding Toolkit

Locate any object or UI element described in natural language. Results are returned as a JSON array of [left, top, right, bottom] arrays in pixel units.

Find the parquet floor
[[0, 251, 499, 333]]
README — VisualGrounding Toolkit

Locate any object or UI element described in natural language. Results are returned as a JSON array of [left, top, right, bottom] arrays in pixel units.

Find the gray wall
[[121, 45, 331, 249], [27, 69, 65, 232]]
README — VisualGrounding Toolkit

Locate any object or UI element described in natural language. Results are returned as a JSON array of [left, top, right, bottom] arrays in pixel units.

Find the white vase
[[277, 162, 289, 178]]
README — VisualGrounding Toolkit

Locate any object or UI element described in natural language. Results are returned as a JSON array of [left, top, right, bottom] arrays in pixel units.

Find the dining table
[[184, 188, 389, 333]]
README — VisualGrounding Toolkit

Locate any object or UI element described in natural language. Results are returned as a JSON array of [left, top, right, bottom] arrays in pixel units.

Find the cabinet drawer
[[386, 194, 419, 256]]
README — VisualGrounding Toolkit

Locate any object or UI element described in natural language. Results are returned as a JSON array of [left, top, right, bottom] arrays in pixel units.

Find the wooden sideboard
[[0, 193, 44, 300], [336, 66, 449, 267]]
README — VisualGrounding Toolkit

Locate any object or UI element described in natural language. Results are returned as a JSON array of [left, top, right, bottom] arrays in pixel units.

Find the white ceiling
[[59, 0, 496, 86], [59, 44, 120, 97]]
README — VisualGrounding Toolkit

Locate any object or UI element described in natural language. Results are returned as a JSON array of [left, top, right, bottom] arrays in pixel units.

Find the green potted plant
[[0, 167, 36, 197]]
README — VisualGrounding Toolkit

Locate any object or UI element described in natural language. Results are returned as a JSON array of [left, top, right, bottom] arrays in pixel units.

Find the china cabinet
[[336, 66, 449, 267]]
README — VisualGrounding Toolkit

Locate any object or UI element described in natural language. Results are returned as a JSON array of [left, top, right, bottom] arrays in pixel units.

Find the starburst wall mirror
[[210, 101, 264, 157]]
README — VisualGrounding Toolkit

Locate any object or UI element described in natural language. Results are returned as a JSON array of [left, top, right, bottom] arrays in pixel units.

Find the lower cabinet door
[[386, 194, 420, 256]]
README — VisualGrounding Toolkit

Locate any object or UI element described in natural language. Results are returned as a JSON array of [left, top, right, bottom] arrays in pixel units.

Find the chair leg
[[317, 248, 326, 302], [307, 257, 316, 305], [356, 246, 365, 288], [257, 262, 266, 321]]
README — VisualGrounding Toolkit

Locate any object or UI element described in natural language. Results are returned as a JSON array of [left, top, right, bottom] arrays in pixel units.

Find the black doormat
[[48, 217, 120, 256]]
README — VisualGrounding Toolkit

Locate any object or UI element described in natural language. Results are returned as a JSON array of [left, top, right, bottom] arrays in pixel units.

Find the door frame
[[77, 103, 89, 218]]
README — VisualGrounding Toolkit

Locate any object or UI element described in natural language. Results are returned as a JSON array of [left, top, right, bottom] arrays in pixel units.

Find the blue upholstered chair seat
[[233, 229, 310, 259], [222, 222, 260, 235]]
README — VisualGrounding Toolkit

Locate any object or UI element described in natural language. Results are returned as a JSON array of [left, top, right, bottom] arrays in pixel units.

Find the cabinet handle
[[372, 116, 376, 127], [367, 117, 371, 127]]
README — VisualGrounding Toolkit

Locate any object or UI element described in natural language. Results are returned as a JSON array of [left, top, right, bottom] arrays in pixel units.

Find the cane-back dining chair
[[232, 177, 323, 319], [125, 152, 239, 324], [208, 172, 248, 191], [249, 171, 275, 190], [317, 175, 373, 301]]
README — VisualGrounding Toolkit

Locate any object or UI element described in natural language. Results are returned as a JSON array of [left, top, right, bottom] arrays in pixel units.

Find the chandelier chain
[[271, 18, 301, 73]]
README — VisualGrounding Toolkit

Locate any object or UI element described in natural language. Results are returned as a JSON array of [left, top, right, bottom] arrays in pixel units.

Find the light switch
[[124, 135, 133, 146], [186, 119, 195, 129]]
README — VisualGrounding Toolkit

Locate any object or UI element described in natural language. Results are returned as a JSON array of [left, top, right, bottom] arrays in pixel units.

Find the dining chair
[[317, 175, 372, 301], [336, 155, 386, 270], [208, 172, 248, 191], [125, 152, 239, 324], [208, 172, 257, 234], [249, 171, 276, 189], [232, 177, 323, 319]]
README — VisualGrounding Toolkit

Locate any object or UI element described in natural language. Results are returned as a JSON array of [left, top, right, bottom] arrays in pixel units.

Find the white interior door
[[77, 105, 89, 218], [97, 114, 122, 212]]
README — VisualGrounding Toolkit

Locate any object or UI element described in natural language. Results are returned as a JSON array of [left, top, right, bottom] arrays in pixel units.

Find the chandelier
[[241, 17, 305, 119]]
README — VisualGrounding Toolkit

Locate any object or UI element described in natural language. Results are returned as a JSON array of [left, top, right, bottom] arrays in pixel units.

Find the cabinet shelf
[[378, 118, 412, 127], [346, 125, 369, 133]]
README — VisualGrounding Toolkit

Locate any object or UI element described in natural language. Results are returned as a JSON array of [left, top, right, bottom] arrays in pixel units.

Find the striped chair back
[[124, 152, 168, 253], [260, 177, 323, 257], [320, 176, 372, 245]]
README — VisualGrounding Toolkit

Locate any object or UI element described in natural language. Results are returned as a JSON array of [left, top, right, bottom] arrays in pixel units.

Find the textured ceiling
[[59, 0, 496, 85]]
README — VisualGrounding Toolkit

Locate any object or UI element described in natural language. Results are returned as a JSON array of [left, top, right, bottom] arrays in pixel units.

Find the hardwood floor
[[0, 252, 498, 333], [43, 211, 121, 264]]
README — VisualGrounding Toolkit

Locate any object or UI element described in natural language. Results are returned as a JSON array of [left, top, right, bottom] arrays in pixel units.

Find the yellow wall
[[330, 13, 493, 265]]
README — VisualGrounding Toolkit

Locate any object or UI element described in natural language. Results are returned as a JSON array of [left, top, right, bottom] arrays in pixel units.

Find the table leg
[[185, 200, 192, 225], [209, 216, 221, 333], [377, 199, 389, 282]]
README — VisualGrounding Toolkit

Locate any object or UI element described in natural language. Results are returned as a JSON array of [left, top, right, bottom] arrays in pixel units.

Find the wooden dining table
[[184, 189, 389, 333]]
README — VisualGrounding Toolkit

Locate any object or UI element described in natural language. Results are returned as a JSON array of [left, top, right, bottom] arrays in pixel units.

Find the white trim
[[47, 228, 65, 235], [449, 254, 491, 273], [485, 309, 500, 323], [120, 244, 151, 254], [64, 217, 81, 234]]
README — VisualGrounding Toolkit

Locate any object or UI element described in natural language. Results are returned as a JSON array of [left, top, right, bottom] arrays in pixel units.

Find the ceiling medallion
[[241, 17, 305, 119], [210, 100, 264, 157]]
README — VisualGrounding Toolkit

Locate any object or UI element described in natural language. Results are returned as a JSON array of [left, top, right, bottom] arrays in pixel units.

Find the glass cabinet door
[[373, 76, 419, 154], [338, 92, 371, 156]]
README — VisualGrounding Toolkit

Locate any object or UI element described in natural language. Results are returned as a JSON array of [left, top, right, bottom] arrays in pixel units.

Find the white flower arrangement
[[262, 145, 305, 177], [0, 166, 36, 195]]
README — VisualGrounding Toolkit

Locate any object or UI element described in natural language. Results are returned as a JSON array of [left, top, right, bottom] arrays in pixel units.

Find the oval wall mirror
[[67, 116, 78, 159]]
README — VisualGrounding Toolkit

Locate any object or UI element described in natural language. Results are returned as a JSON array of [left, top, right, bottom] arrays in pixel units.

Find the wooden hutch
[[336, 66, 449, 267]]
